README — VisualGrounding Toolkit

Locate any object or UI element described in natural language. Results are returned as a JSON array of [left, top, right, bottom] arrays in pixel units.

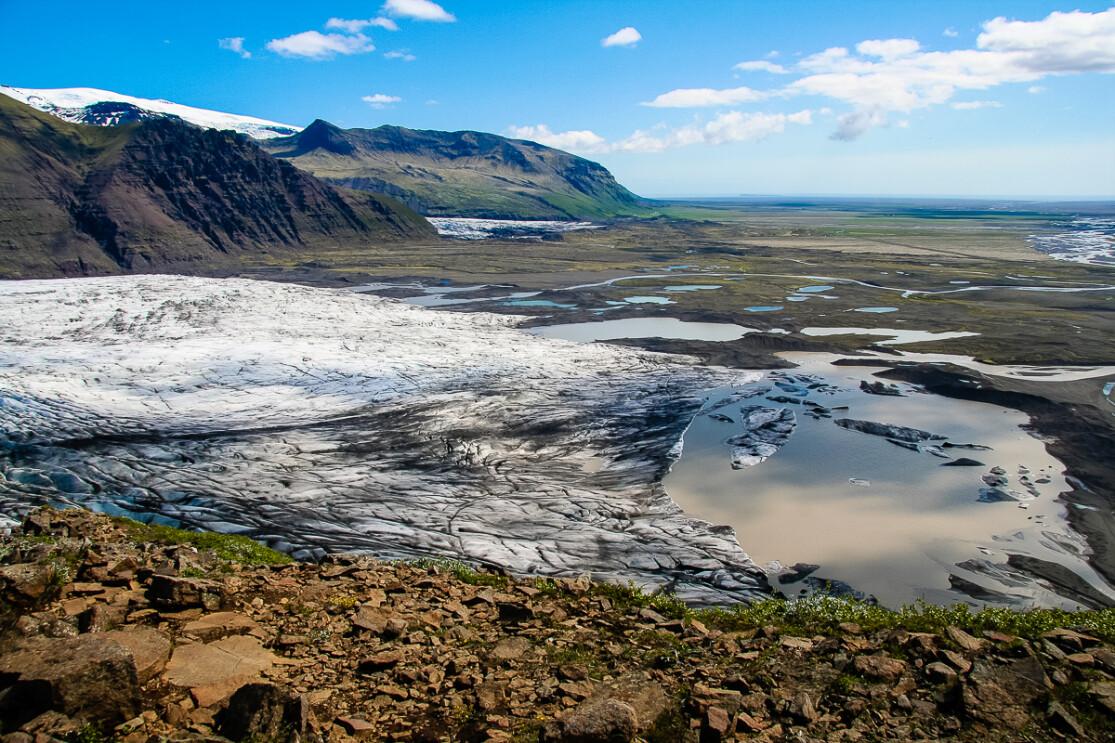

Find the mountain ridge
[[264, 119, 653, 220], [0, 95, 432, 279]]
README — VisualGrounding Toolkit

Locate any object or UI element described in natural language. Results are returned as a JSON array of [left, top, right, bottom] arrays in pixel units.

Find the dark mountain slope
[[264, 120, 652, 220], [0, 96, 433, 279]]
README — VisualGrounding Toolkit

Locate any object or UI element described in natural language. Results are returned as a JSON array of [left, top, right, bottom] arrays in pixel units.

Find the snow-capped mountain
[[0, 85, 302, 140]]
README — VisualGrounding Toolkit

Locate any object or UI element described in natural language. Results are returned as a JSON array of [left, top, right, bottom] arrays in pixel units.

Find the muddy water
[[664, 353, 1115, 609]]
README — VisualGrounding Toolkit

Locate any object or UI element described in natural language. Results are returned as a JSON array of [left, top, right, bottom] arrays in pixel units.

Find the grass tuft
[[114, 518, 293, 567]]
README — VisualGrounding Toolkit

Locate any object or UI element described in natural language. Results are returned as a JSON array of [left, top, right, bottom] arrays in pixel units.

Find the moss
[[113, 518, 293, 567]]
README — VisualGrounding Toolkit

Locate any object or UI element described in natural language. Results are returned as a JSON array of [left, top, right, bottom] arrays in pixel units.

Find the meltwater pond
[[665, 353, 1115, 609]]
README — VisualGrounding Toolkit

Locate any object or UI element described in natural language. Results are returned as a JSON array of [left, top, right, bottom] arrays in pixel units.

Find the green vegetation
[[408, 557, 510, 588], [114, 518, 292, 567]]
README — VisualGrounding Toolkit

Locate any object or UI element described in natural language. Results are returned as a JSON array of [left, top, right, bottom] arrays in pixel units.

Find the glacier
[[0, 85, 302, 140], [0, 276, 768, 604]]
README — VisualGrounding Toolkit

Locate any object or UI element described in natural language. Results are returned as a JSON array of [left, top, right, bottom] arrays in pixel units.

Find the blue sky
[[2, 0, 1114, 197]]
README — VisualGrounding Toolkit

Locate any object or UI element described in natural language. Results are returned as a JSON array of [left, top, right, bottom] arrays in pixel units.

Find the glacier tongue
[[0, 275, 768, 604]]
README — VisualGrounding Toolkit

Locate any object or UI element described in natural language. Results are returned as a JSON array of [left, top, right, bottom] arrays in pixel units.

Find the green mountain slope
[[0, 96, 434, 279], [263, 120, 653, 220]]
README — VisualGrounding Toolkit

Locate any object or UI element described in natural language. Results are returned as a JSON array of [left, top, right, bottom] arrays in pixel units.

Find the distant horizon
[[644, 193, 1115, 203]]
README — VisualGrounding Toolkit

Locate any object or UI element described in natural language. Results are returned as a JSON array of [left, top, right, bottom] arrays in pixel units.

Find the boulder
[[182, 612, 261, 642], [216, 682, 315, 742], [147, 575, 223, 610], [0, 563, 56, 606], [164, 635, 277, 708], [542, 698, 638, 742], [99, 628, 172, 683], [0, 635, 140, 729], [962, 656, 1050, 730]]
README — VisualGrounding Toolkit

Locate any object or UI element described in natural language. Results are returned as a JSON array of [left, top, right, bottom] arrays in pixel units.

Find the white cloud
[[385, 50, 417, 61], [734, 60, 789, 74], [951, 100, 1003, 110], [508, 110, 814, 155], [363, 93, 402, 108], [944, 27, 959, 38], [602, 27, 642, 48], [977, 8, 1115, 72], [218, 37, 251, 59], [641, 8, 1115, 140], [855, 38, 920, 59], [1028, 85, 1046, 94], [383, 0, 456, 23], [507, 125, 610, 154], [642, 85, 768, 108], [326, 17, 398, 33], [267, 31, 373, 59]]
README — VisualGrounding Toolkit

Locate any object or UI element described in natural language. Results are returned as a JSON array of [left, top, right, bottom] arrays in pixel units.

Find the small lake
[[528, 318, 757, 343], [665, 353, 1114, 609]]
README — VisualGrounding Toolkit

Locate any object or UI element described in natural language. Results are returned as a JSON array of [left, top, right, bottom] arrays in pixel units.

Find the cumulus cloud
[[326, 17, 398, 33], [384, 50, 417, 61], [734, 60, 789, 74], [267, 31, 373, 59], [951, 100, 1003, 109], [508, 110, 813, 155], [383, 0, 456, 23], [363, 93, 402, 108], [642, 85, 768, 108], [602, 27, 642, 48], [218, 37, 251, 59], [856, 38, 921, 59], [507, 125, 610, 154], [646, 7, 1115, 140], [944, 27, 959, 38]]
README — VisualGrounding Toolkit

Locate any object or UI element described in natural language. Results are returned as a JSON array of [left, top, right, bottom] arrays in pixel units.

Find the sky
[[2, 0, 1114, 198]]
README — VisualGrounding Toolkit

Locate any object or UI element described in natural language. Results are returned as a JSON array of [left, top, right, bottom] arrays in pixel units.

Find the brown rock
[[939, 649, 972, 674], [945, 626, 986, 653], [543, 698, 638, 743], [164, 635, 277, 708], [0, 563, 57, 605], [962, 656, 1050, 731], [217, 682, 314, 742], [1041, 628, 1100, 650], [181, 611, 261, 642], [925, 662, 958, 685], [147, 574, 222, 610], [853, 654, 907, 682], [788, 691, 818, 724], [781, 636, 813, 651], [356, 649, 404, 673], [99, 628, 172, 683], [704, 705, 731, 739], [0, 635, 140, 729], [1047, 701, 1085, 737], [335, 715, 375, 737], [490, 637, 531, 663]]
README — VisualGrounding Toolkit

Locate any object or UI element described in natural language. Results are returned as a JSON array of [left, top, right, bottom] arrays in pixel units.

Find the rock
[[164, 635, 277, 708], [939, 649, 972, 674], [1041, 627, 1100, 651], [781, 636, 813, 652], [542, 698, 638, 743], [357, 649, 404, 673], [147, 575, 223, 610], [852, 654, 907, 682], [0, 563, 57, 606], [704, 705, 731, 739], [860, 380, 904, 396], [925, 662, 958, 684], [788, 691, 818, 724], [496, 601, 534, 623], [0, 634, 140, 729], [490, 637, 531, 663], [945, 626, 986, 653], [182, 612, 261, 642], [1047, 701, 1085, 738], [962, 656, 1050, 730], [99, 628, 172, 683], [335, 716, 375, 737], [217, 682, 314, 742]]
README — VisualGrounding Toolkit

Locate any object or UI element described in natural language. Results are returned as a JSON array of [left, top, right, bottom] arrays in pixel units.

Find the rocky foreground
[[3, 508, 1115, 742]]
